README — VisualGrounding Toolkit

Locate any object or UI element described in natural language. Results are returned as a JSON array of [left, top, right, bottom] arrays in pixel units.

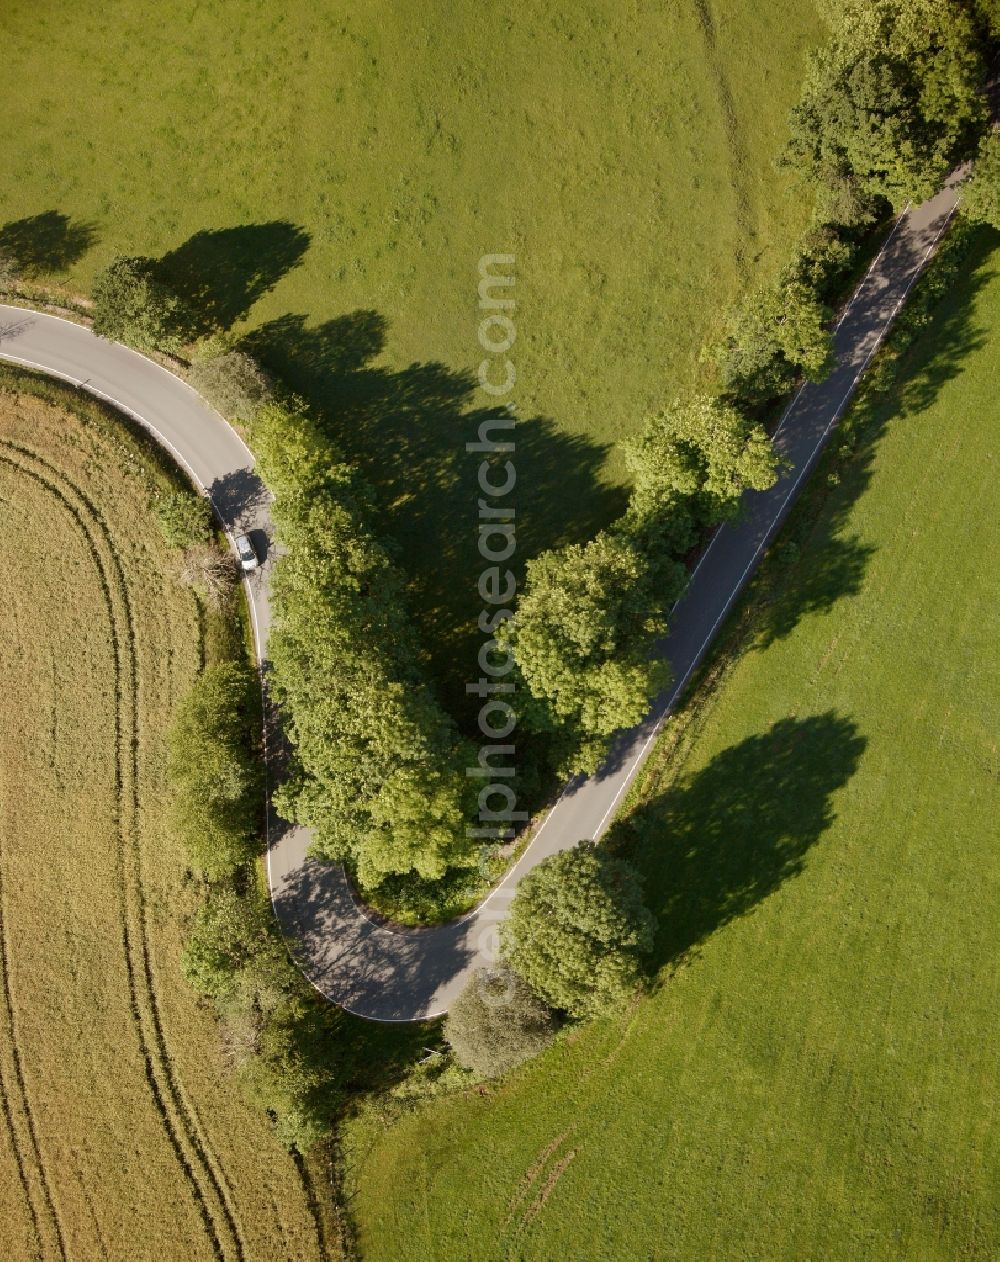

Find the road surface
[[0, 174, 959, 1020]]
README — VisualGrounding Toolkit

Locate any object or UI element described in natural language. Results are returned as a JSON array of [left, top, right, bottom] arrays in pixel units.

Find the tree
[[189, 349, 273, 422], [168, 664, 263, 878], [444, 968, 556, 1077], [154, 489, 212, 548], [974, 0, 1000, 34], [624, 395, 781, 537], [91, 255, 189, 354], [961, 130, 1000, 229], [785, 0, 986, 209], [501, 841, 656, 1017], [705, 278, 832, 407], [497, 532, 672, 769]]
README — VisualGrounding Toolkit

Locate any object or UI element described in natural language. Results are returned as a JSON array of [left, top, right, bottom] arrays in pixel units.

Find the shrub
[[91, 255, 189, 354], [445, 968, 557, 1077], [168, 664, 262, 878], [961, 130, 1000, 230], [501, 841, 656, 1018], [189, 349, 273, 423], [154, 489, 212, 548], [0, 251, 20, 290], [179, 542, 239, 608]]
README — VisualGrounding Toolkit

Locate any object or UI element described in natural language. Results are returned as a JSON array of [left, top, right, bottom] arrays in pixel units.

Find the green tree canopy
[[251, 401, 476, 888], [705, 277, 833, 407], [624, 394, 781, 540], [168, 664, 263, 879], [497, 532, 673, 770], [444, 968, 557, 1077], [785, 0, 986, 209], [501, 841, 656, 1017], [961, 129, 1000, 229], [91, 255, 189, 354]]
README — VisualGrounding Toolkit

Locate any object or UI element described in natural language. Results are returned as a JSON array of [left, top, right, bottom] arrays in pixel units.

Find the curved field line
[[0, 753, 64, 1260], [692, 0, 757, 273], [291, 1148, 339, 1259], [0, 442, 247, 1262]]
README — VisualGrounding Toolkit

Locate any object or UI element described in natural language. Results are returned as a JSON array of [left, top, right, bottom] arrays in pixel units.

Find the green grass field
[[342, 231, 1000, 1260], [0, 0, 822, 710]]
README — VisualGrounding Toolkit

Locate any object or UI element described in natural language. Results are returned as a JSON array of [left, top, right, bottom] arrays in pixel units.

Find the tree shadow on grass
[[611, 712, 866, 975], [244, 311, 625, 720], [0, 211, 97, 276], [749, 225, 996, 650], [156, 222, 311, 336]]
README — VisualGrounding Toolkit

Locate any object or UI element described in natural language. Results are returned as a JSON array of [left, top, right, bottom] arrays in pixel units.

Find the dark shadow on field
[[750, 226, 995, 649], [244, 311, 624, 720], [611, 713, 866, 974], [0, 211, 97, 275], [156, 222, 310, 335]]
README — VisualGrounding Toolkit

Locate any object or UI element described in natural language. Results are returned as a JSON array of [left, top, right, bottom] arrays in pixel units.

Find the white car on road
[[234, 532, 259, 572]]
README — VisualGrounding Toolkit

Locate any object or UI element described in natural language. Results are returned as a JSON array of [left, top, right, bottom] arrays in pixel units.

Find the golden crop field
[[0, 370, 341, 1261]]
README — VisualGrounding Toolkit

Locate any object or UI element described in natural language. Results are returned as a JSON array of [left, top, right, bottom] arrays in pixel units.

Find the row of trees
[[249, 398, 480, 890], [167, 664, 263, 878], [182, 884, 346, 1151], [164, 599, 346, 1150], [498, 397, 782, 774]]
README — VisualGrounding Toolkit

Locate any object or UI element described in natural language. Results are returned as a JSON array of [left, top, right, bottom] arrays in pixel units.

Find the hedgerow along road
[[0, 175, 960, 1021]]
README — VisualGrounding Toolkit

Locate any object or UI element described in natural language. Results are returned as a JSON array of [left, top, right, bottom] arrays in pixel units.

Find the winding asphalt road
[[0, 174, 960, 1021]]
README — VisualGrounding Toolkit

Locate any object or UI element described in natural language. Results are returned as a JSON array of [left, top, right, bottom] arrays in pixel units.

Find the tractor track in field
[[0, 744, 66, 1261], [0, 440, 248, 1262]]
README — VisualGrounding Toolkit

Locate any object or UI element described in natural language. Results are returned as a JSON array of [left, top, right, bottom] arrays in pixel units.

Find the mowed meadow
[[0, 372, 341, 1260], [0, 0, 823, 708], [343, 234, 1000, 1259]]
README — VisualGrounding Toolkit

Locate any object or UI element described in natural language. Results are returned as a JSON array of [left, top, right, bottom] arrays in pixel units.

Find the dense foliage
[[623, 396, 782, 541], [182, 885, 345, 1151], [501, 841, 656, 1017], [168, 664, 263, 879], [189, 348, 274, 423], [497, 533, 674, 772], [961, 130, 1000, 229], [91, 255, 189, 354], [504, 395, 779, 773], [250, 400, 477, 890], [153, 488, 212, 547], [444, 968, 557, 1077], [706, 279, 832, 407], [785, 0, 986, 209]]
